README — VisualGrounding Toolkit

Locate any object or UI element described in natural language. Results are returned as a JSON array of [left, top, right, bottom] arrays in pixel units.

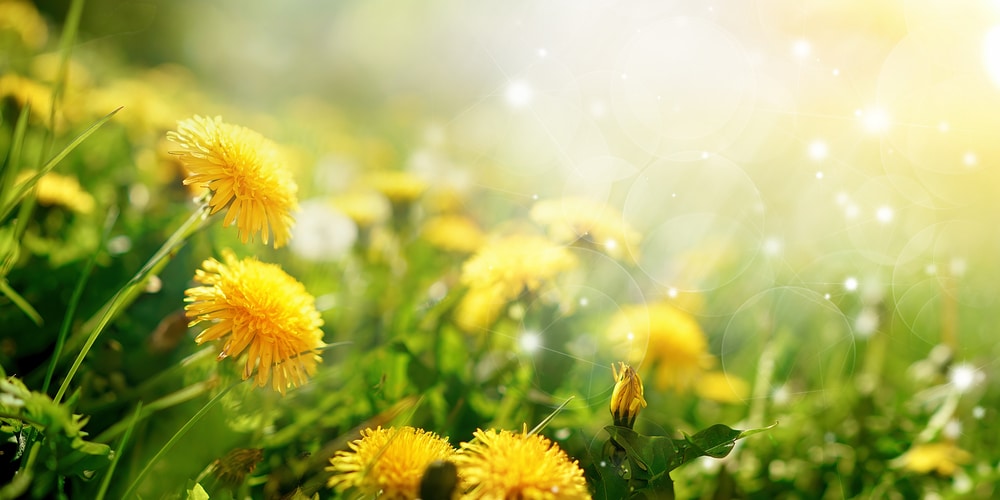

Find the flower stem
[[96, 401, 142, 500], [54, 204, 208, 405], [122, 381, 240, 498]]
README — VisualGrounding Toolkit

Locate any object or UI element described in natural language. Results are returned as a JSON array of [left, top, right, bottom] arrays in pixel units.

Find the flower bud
[[610, 362, 646, 428]]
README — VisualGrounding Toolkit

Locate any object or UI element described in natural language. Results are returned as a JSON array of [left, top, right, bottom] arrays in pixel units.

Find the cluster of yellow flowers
[[168, 115, 325, 395], [327, 425, 591, 499]]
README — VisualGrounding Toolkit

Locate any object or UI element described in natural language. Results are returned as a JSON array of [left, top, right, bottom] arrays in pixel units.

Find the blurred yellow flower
[[327, 426, 455, 499], [168, 115, 298, 248], [531, 197, 640, 262], [607, 303, 714, 392], [695, 371, 749, 404], [610, 362, 646, 428], [184, 250, 324, 394], [895, 442, 972, 476], [460, 234, 577, 300], [366, 170, 428, 203], [0, 1, 48, 50], [455, 234, 577, 333], [16, 171, 95, 214], [0, 74, 57, 125], [332, 190, 391, 227], [421, 214, 485, 253], [454, 426, 591, 500]]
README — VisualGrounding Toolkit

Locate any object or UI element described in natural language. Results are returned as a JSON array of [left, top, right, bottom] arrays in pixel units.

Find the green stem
[[53, 205, 208, 405], [42, 207, 118, 395], [95, 378, 214, 444], [122, 381, 240, 499], [96, 402, 142, 500], [44, 0, 86, 153]]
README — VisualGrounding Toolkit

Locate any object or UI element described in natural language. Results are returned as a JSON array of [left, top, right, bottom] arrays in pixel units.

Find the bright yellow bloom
[[0, 74, 57, 125], [455, 426, 591, 500], [421, 215, 485, 253], [610, 362, 646, 428], [455, 235, 577, 333], [332, 190, 391, 227], [695, 371, 749, 404], [366, 170, 428, 203], [895, 442, 972, 476], [607, 302, 713, 392], [16, 171, 95, 214], [184, 250, 324, 394], [168, 115, 298, 248], [0, 1, 48, 50], [327, 426, 456, 499], [460, 234, 577, 300], [530, 197, 640, 262]]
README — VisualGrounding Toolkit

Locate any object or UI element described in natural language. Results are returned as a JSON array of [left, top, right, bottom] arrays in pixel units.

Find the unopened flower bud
[[610, 362, 646, 428]]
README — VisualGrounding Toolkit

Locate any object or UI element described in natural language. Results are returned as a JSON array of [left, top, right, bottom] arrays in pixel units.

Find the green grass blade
[[41, 206, 119, 394], [0, 106, 122, 222], [0, 103, 31, 208], [96, 401, 142, 500], [122, 382, 240, 499], [0, 278, 42, 325]]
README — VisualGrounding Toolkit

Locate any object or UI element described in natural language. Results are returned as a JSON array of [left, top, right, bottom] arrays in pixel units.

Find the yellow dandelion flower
[[327, 426, 456, 499], [453, 284, 506, 333], [0, 74, 57, 125], [184, 250, 324, 394], [454, 426, 591, 500], [460, 234, 577, 301], [421, 215, 485, 253], [366, 170, 428, 203], [168, 115, 298, 248], [607, 303, 714, 392], [695, 371, 749, 404], [531, 197, 641, 262], [610, 362, 646, 428], [0, 1, 48, 50], [332, 190, 391, 227], [16, 171, 95, 214], [894, 442, 972, 476]]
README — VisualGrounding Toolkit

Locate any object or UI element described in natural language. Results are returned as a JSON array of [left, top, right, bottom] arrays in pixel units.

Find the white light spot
[[875, 205, 893, 223], [667, 287, 678, 298], [938, 121, 950, 133], [671, 193, 677, 198], [792, 39, 811, 59], [823, 293, 831, 300], [950, 258, 968, 277], [963, 151, 978, 166], [832, 68, 840, 76], [520, 332, 541, 353], [808, 140, 828, 160], [701, 151, 710, 159], [621, 73, 628, 80], [531, 193, 539, 200], [107, 235, 132, 255], [579, 297, 589, 307], [599, 461, 607, 467], [948, 363, 982, 393], [763, 237, 783, 256], [554, 428, 571, 440], [505, 80, 534, 108], [844, 277, 859, 292], [984, 25, 1000, 88], [772, 385, 790, 405], [144, 275, 162, 294], [428, 281, 448, 301], [854, 307, 879, 338], [861, 108, 891, 133], [835, 192, 849, 206], [845, 204, 860, 219], [604, 239, 618, 252], [925, 264, 937, 275], [589, 100, 606, 118], [943, 419, 962, 440], [815, 171, 824, 179], [853, 108, 863, 117], [973, 406, 986, 419], [537, 48, 548, 58], [626, 331, 635, 341]]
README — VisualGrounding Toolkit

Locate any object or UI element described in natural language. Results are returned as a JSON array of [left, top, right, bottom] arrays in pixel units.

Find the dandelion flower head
[[16, 171, 95, 214], [607, 302, 714, 392], [460, 234, 577, 301], [168, 115, 298, 248], [0, 1, 48, 50], [454, 426, 591, 500], [184, 250, 324, 394], [530, 197, 640, 262], [895, 442, 972, 476], [327, 426, 456, 499], [421, 214, 485, 253], [366, 170, 428, 203]]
